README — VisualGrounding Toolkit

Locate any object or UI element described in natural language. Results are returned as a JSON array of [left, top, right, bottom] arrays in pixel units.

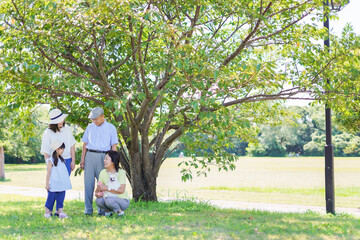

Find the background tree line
[[0, 105, 48, 164], [2, 104, 360, 164], [170, 105, 360, 158]]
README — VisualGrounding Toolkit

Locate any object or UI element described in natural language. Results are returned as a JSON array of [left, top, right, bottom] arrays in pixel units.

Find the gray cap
[[88, 107, 104, 119]]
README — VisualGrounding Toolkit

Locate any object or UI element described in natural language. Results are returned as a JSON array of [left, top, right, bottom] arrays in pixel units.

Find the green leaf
[[177, 59, 183, 68], [214, 70, 219, 80]]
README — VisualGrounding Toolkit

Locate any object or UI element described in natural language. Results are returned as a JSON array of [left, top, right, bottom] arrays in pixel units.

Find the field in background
[[1, 157, 360, 208]]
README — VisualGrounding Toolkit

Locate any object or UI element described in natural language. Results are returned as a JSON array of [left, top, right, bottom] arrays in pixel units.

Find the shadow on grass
[[0, 197, 359, 239]]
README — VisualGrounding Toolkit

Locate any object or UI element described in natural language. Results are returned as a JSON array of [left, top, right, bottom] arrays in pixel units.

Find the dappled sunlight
[[169, 213, 184, 216], [0, 194, 359, 239]]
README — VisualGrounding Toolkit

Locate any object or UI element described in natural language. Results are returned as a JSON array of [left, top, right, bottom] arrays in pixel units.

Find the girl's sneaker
[[118, 211, 125, 217], [44, 213, 52, 218], [59, 213, 68, 218]]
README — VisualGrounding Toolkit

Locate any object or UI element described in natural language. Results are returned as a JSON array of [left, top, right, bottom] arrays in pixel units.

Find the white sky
[[332, 1, 360, 35]]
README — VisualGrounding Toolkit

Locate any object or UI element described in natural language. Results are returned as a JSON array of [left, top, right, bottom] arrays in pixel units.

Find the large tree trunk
[[123, 100, 182, 201], [129, 150, 158, 201], [0, 146, 5, 179], [132, 170, 157, 202]]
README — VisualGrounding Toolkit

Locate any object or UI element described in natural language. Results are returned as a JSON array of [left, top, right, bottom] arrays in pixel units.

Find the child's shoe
[[44, 213, 52, 218], [59, 213, 68, 218]]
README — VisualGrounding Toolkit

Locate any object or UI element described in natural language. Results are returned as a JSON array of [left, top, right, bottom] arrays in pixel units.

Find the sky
[[332, 1, 360, 35]]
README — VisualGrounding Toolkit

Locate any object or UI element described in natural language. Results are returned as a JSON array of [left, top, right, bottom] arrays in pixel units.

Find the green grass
[[0, 194, 359, 240], [2, 164, 45, 171], [201, 186, 360, 197]]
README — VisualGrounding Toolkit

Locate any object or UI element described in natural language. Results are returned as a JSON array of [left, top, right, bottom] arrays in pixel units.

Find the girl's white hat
[[49, 109, 68, 124], [50, 140, 64, 151]]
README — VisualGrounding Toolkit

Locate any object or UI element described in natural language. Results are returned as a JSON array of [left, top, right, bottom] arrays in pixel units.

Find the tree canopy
[[1, 0, 359, 201]]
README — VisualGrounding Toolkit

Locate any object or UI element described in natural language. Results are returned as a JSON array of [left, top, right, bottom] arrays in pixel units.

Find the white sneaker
[[105, 212, 113, 217], [59, 213, 68, 218]]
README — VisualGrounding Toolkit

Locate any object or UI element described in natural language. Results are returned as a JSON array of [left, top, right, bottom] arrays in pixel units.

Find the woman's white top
[[41, 125, 76, 159], [46, 157, 72, 192]]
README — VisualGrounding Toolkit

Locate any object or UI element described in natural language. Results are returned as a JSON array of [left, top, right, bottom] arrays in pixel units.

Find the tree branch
[[221, 2, 273, 67], [247, 9, 314, 45]]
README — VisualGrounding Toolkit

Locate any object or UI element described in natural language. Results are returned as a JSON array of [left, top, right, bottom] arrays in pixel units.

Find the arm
[[95, 182, 104, 198], [80, 142, 87, 170], [45, 160, 53, 190], [69, 128, 77, 171], [70, 145, 75, 171], [43, 153, 50, 161], [41, 130, 51, 162], [111, 143, 117, 151], [110, 124, 118, 151], [98, 183, 126, 194]]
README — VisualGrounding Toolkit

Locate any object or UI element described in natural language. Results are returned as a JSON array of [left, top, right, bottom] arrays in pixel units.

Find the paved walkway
[[1, 185, 359, 217]]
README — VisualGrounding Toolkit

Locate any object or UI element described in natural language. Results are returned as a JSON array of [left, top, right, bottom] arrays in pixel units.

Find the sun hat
[[49, 109, 68, 124], [88, 107, 104, 119], [50, 140, 64, 151]]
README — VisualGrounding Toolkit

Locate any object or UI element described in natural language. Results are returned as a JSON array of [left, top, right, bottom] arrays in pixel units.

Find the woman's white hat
[[49, 109, 68, 124], [50, 140, 64, 151]]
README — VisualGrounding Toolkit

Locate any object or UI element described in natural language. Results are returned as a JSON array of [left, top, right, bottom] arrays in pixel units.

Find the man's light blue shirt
[[82, 120, 119, 151]]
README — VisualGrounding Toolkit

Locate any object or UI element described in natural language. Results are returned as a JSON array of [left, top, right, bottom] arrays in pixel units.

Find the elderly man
[[80, 107, 118, 215]]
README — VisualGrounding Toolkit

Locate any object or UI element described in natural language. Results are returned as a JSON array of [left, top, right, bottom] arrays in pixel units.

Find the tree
[[246, 105, 318, 156], [0, 105, 47, 164], [1, 0, 359, 201]]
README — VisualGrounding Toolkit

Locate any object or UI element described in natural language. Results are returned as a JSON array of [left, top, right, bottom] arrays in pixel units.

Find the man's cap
[[88, 107, 104, 119]]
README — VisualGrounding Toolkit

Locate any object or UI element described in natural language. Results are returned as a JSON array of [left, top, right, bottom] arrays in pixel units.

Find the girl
[[95, 150, 130, 217], [44, 140, 72, 218]]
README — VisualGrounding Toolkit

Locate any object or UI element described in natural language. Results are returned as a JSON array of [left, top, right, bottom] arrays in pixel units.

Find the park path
[[1, 185, 359, 217]]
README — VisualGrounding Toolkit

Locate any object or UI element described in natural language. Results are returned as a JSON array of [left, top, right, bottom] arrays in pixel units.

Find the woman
[[41, 109, 76, 175], [95, 150, 130, 217]]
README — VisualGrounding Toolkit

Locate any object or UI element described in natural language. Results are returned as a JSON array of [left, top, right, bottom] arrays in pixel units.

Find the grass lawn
[[1, 194, 359, 240], [2, 157, 359, 208]]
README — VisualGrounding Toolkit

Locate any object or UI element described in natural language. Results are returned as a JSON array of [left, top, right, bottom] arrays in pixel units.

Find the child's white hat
[[50, 140, 64, 151]]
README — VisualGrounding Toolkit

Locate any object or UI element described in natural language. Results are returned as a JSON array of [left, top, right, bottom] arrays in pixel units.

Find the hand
[[70, 161, 75, 171], [80, 159, 85, 170], [95, 191, 104, 198], [45, 184, 50, 191], [98, 182, 108, 192]]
